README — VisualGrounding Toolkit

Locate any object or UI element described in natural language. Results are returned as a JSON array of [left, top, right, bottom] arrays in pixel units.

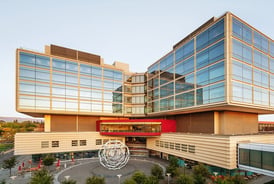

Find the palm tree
[[29, 168, 53, 184]]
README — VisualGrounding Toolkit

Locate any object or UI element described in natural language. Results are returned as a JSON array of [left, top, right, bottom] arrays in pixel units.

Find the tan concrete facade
[[14, 132, 124, 155], [146, 133, 274, 169]]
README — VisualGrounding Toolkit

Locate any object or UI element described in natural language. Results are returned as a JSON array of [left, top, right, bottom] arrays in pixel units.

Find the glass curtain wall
[[147, 18, 225, 113], [18, 52, 123, 114]]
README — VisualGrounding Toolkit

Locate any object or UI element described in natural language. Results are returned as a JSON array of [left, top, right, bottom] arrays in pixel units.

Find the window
[[170, 142, 174, 149], [196, 19, 224, 51], [175, 39, 194, 63], [254, 31, 269, 53], [181, 144, 187, 152], [232, 18, 252, 44], [160, 141, 163, 147], [160, 53, 174, 71], [196, 62, 224, 86], [80, 140, 87, 146], [232, 39, 252, 64], [175, 57, 194, 77], [188, 145, 195, 153], [232, 60, 252, 83], [72, 140, 78, 146], [164, 142, 169, 148], [196, 41, 224, 69], [175, 143, 180, 151], [156, 140, 160, 147], [52, 141, 59, 148], [232, 82, 252, 103], [41, 141, 49, 148], [175, 91, 195, 109], [254, 50, 269, 70], [96, 139, 102, 145]]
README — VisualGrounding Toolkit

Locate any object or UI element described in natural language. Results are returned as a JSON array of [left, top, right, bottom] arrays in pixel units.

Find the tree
[[86, 176, 105, 184], [166, 157, 180, 177], [145, 176, 159, 184], [132, 171, 147, 184], [43, 155, 55, 168], [192, 164, 210, 184], [2, 156, 16, 176], [176, 174, 193, 184], [29, 168, 53, 184], [192, 164, 210, 178], [61, 179, 77, 184], [151, 164, 164, 180], [123, 178, 137, 184]]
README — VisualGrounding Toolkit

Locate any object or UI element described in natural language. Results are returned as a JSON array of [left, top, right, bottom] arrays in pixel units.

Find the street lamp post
[[167, 173, 171, 184], [117, 174, 122, 184]]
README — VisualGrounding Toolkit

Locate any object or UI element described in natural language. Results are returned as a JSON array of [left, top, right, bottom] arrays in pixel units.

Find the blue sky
[[0, 0, 273, 120]]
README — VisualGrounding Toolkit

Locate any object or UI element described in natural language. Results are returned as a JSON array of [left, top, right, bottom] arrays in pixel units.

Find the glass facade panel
[[175, 74, 194, 93], [160, 53, 173, 71], [262, 151, 274, 171], [271, 41, 274, 57], [52, 59, 66, 71], [250, 150, 262, 168], [197, 82, 224, 105], [160, 82, 174, 98], [232, 82, 252, 103], [160, 97, 174, 111], [196, 19, 224, 51], [175, 91, 194, 108], [36, 55, 50, 69], [239, 149, 250, 165], [175, 57, 194, 77], [20, 52, 35, 66], [232, 39, 252, 64], [232, 60, 252, 83], [175, 39, 194, 63], [232, 18, 252, 44], [254, 31, 269, 53], [196, 62, 224, 86], [254, 50, 269, 70], [196, 40, 224, 69], [254, 68, 269, 88], [254, 87, 269, 105]]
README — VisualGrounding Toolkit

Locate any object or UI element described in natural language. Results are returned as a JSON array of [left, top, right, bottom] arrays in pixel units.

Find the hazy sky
[[0, 0, 273, 120]]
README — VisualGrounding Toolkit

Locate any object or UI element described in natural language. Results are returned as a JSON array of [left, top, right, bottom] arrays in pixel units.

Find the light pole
[[167, 173, 171, 184], [64, 175, 70, 181], [117, 174, 122, 184]]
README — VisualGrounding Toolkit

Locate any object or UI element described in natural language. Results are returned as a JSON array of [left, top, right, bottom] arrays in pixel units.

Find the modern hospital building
[[15, 12, 274, 176]]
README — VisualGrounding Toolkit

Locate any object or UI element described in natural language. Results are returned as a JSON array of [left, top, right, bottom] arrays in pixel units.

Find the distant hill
[[0, 116, 44, 123]]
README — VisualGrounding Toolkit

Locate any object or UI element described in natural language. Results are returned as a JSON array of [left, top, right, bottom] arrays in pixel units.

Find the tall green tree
[[166, 157, 180, 177], [86, 176, 105, 184], [132, 171, 147, 184], [29, 168, 53, 184], [192, 164, 210, 184], [2, 156, 16, 176], [176, 174, 193, 184], [150, 164, 164, 179]]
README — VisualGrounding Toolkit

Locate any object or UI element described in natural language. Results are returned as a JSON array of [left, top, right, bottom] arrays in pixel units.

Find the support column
[[44, 115, 51, 132]]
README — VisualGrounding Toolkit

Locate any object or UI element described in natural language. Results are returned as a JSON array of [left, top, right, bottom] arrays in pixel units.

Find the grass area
[[0, 143, 13, 152]]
